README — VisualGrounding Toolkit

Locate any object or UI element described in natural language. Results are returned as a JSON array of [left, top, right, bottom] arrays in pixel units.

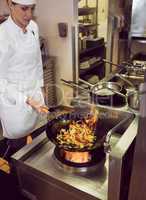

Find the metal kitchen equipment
[[128, 72, 146, 200], [103, 59, 145, 78], [106, 68, 144, 111], [11, 105, 137, 200], [61, 79, 126, 107], [126, 89, 139, 111], [61, 78, 123, 94], [130, 0, 146, 38], [114, 73, 140, 111], [102, 59, 126, 70], [124, 62, 146, 77], [90, 82, 126, 107], [115, 73, 135, 88], [127, 89, 146, 112], [111, 72, 145, 111], [46, 109, 132, 153], [40, 37, 57, 107]]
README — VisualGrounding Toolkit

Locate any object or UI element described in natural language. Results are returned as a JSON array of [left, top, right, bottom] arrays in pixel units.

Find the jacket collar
[[7, 15, 30, 34]]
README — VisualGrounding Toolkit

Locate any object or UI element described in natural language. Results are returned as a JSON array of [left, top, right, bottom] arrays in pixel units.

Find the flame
[[64, 150, 91, 163], [59, 106, 99, 164], [85, 105, 99, 129]]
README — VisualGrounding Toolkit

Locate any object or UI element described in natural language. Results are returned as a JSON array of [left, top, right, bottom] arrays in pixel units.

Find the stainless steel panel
[[13, 135, 107, 200], [108, 117, 138, 200], [128, 82, 146, 200], [12, 105, 137, 200], [130, 0, 146, 37]]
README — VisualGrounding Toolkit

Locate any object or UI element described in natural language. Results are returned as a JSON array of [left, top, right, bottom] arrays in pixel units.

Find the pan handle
[[102, 59, 125, 68], [61, 78, 90, 92], [39, 105, 60, 113], [78, 78, 94, 88], [115, 73, 135, 88], [103, 59, 120, 67], [61, 78, 74, 85]]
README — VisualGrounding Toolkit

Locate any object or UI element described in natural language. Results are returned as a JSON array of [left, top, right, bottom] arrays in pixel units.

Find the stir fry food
[[57, 113, 98, 149]]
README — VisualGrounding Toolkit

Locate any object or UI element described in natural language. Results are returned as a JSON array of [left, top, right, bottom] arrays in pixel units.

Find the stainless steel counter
[[12, 105, 138, 200], [21, 135, 108, 200]]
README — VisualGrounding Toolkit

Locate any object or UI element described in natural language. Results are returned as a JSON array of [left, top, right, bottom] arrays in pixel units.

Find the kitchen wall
[[98, 0, 108, 41], [36, 0, 79, 106]]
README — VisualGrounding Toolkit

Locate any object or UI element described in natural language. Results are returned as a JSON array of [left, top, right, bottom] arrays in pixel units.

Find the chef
[[0, 0, 47, 160]]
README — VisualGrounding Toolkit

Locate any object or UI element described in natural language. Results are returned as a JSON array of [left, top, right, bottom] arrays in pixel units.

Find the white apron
[[0, 22, 44, 139]]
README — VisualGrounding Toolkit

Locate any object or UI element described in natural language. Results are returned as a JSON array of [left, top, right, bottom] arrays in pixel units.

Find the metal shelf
[[80, 60, 103, 76], [78, 7, 96, 16], [78, 0, 105, 81], [79, 23, 98, 33], [79, 23, 97, 28], [79, 44, 105, 59]]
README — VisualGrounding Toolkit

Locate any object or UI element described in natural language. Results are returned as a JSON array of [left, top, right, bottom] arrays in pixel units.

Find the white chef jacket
[[0, 16, 44, 139]]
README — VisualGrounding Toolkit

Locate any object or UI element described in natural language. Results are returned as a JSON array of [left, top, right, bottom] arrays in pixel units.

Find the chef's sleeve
[[0, 33, 9, 94], [31, 22, 44, 88], [36, 48, 44, 88], [0, 31, 28, 106]]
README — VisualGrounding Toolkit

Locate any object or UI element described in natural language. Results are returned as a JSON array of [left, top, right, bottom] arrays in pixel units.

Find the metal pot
[[111, 74, 140, 111], [91, 81, 122, 95], [61, 79, 126, 106], [90, 81, 126, 105], [127, 89, 139, 111]]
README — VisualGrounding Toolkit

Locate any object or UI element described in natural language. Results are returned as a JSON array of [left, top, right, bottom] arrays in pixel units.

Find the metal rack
[[78, 0, 98, 38], [43, 57, 57, 107], [40, 37, 57, 107], [78, 0, 105, 84]]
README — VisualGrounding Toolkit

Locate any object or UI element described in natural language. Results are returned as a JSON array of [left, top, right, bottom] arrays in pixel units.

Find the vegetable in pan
[[57, 113, 98, 149]]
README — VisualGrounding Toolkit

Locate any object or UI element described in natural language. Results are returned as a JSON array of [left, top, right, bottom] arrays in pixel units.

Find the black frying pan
[[46, 112, 110, 152]]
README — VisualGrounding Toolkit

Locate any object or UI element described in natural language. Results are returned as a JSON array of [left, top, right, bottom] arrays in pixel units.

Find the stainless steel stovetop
[[13, 133, 109, 200], [11, 105, 138, 200]]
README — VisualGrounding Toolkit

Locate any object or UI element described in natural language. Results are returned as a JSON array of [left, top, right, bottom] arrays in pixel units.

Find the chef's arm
[[0, 38, 9, 95], [26, 84, 48, 113], [41, 86, 46, 100], [26, 24, 46, 112], [26, 97, 48, 113]]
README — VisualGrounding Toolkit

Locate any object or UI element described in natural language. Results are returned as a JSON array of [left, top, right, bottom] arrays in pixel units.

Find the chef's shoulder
[[0, 20, 8, 38], [29, 20, 39, 39], [0, 21, 9, 50]]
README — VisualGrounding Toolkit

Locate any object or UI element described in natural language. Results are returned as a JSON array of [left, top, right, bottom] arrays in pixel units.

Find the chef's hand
[[0, 157, 10, 174], [26, 97, 49, 113]]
